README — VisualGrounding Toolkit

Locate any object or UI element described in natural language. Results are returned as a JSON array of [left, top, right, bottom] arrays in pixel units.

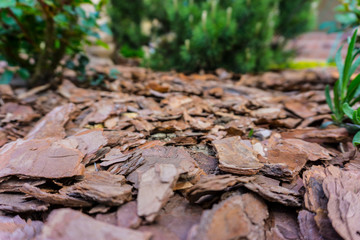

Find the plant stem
[[30, 0, 56, 86]]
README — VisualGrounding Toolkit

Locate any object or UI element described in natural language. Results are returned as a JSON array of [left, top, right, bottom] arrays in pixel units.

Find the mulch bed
[[0, 66, 357, 240]]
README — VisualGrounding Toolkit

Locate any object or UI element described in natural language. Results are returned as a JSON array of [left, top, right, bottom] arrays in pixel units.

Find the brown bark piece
[[137, 164, 179, 222], [250, 107, 286, 120], [323, 167, 360, 240], [185, 174, 254, 203], [302, 166, 342, 240], [157, 194, 202, 240], [213, 136, 263, 175], [266, 207, 301, 240], [0, 215, 43, 240], [21, 183, 92, 207], [0, 102, 39, 123], [61, 129, 108, 164], [284, 100, 317, 118], [281, 128, 349, 143], [0, 179, 45, 193], [261, 137, 333, 180], [60, 171, 132, 206], [0, 193, 49, 213], [303, 166, 330, 213], [104, 150, 145, 176], [126, 146, 203, 188], [58, 79, 100, 103], [115, 201, 142, 229], [0, 138, 84, 179], [81, 100, 115, 126], [38, 208, 152, 240], [298, 210, 323, 240], [96, 201, 142, 229], [244, 175, 302, 207], [139, 194, 202, 240], [25, 103, 76, 140], [190, 152, 218, 175], [188, 193, 268, 240]]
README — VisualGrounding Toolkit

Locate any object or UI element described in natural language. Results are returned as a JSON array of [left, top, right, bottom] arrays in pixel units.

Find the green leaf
[[248, 128, 254, 138], [0, 0, 16, 9], [99, 23, 112, 35], [349, 55, 360, 78], [17, 68, 30, 79], [333, 81, 342, 122], [356, 109, 360, 124], [95, 39, 109, 49], [0, 70, 14, 84], [335, 46, 344, 84], [18, 0, 36, 7], [335, 12, 357, 25], [342, 30, 358, 99], [42, 0, 55, 6], [350, 94, 360, 106], [54, 14, 68, 27], [352, 131, 360, 145], [325, 85, 334, 112], [346, 74, 360, 101], [343, 102, 355, 120]]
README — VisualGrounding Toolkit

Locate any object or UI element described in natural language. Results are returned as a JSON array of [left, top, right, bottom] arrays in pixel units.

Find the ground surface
[[0, 66, 358, 240]]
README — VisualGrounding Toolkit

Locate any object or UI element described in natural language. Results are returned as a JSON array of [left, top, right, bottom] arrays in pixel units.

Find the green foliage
[[0, 0, 106, 86], [120, 44, 144, 58], [276, 0, 317, 39], [108, 0, 147, 58], [321, 0, 360, 32], [111, 0, 317, 73], [325, 30, 360, 145], [342, 103, 360, 145], [142, 0, 278, 72], [335, 0, 360, 30], [325, 30, 360, 124]]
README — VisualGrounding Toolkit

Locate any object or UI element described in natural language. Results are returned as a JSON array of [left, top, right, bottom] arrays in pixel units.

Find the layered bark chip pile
[[0, 66, 357, 239]]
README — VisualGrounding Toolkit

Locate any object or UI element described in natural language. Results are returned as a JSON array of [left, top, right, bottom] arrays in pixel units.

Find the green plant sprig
[[342, 102, 360, 145], [325, 29, 360, 124]]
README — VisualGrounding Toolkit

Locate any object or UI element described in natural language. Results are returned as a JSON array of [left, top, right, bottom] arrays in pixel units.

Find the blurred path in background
[[289, 32, 345, 62]]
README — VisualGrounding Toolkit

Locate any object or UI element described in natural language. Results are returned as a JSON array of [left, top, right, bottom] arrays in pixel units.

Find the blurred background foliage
[[108, 0, 318, 73], [0, 0, 107, 86]]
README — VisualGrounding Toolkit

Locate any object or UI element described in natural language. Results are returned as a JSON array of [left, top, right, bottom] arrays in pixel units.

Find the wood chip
[[188, 193, 268, 240], [37, 208, 152, 240], [25, 103, 76, 140], [0, 215, 43, 239], [60, 171, 132, 206], [137, 164, 179, 222], [213, 136, 263, 175], [0, 138, 84, 179]]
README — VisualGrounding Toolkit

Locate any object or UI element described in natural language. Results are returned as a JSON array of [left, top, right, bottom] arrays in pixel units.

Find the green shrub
[[144, 0, 280, 73], [109, 0, 317, 73], [108, 0, 147, 59], [0, 0, 106, 86]]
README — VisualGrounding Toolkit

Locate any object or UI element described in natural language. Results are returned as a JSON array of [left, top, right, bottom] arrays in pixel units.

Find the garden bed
[[0, 66, 357, 240]]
